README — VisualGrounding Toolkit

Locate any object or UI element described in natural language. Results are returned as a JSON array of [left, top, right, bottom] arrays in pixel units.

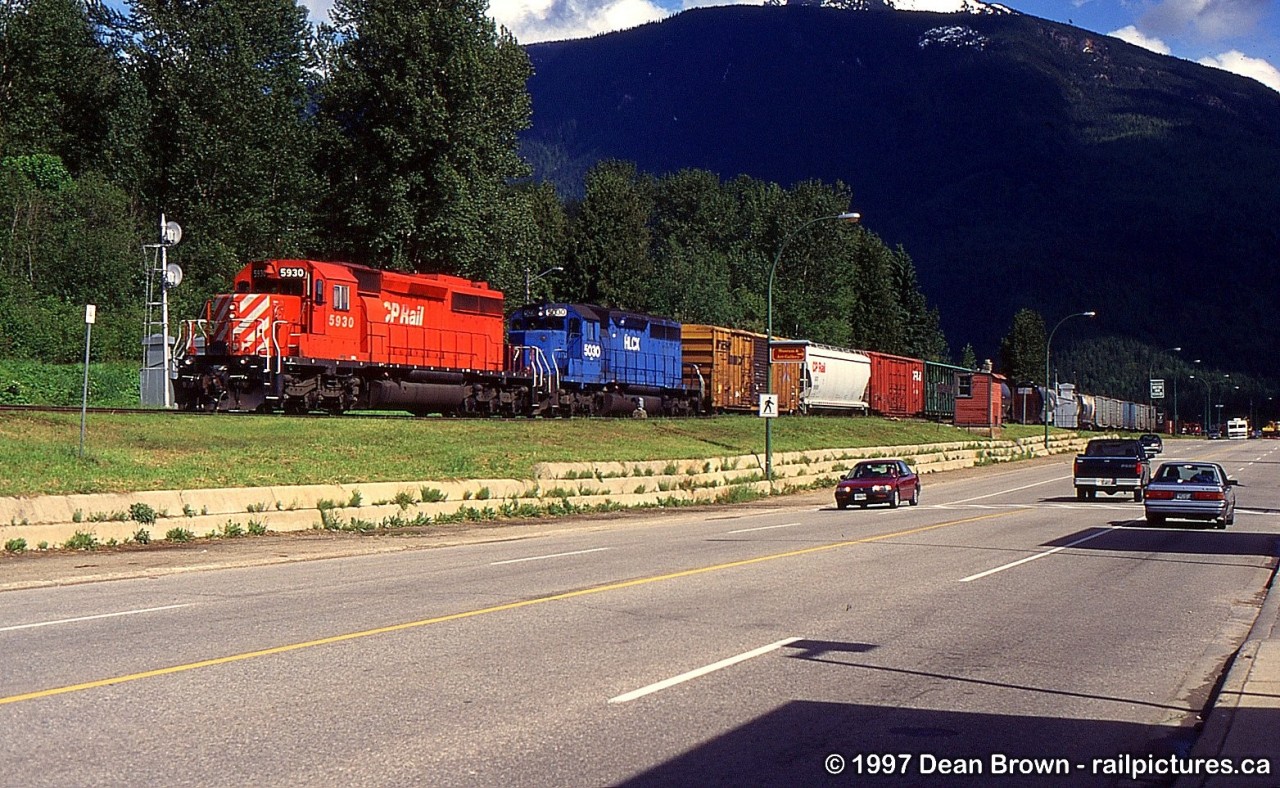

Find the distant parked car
[[1143, 462, 1238, 528], [835, 459, 920, 509], [1138, 433, 1164, 457]]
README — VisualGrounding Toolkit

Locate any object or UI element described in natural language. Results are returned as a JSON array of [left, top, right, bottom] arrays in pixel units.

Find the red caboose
[[175, 260, 515, 414]]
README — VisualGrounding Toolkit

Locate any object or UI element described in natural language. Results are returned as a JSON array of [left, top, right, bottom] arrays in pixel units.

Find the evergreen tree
[[999, 308, 1046, 385], [318, 0, 532, 274], [889, 246, 947, 361], [0, 0, 122, 174], [565, 160, 654, 309], [127, 0, 319, 298], [960, 343, 977, 370]]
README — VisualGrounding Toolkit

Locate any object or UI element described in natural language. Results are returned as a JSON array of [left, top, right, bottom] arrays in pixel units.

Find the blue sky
[[106, 0, 1280, 91]]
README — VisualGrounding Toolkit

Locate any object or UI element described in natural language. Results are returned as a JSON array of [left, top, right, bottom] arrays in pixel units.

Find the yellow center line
[[1, 510, 1015, 706]]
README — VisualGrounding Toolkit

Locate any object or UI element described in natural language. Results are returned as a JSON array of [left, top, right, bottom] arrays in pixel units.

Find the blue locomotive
[[507, 303, 702, 416]]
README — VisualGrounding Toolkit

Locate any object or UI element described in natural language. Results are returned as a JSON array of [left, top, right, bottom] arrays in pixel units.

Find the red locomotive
[[175, 259, 519, 414]]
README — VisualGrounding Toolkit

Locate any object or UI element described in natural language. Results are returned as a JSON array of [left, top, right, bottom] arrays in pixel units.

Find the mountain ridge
[[522, 6, 1280, 378]]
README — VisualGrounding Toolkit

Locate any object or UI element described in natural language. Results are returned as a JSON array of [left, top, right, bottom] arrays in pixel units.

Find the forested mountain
[[522, 5, 1280, 382], [0, 0, 946, 374]]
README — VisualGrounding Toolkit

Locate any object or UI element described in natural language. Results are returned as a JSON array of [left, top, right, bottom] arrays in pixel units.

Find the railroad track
[[0, 404, 417, 420]]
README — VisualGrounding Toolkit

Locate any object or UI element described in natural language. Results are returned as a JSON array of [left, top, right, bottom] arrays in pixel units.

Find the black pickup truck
[[1073, 438, 1151, 501]]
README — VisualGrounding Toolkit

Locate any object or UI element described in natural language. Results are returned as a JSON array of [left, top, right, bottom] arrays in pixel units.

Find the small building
[[955, 368, 1006, 434]]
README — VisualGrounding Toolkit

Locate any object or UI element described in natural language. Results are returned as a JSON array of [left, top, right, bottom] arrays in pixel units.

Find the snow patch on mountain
[[784, 0, 1015, 15], [919, 25, 990, 50]]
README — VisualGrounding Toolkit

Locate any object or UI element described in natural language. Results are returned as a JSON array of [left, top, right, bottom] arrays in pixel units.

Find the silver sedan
[[1143, 462, 1237, 528]]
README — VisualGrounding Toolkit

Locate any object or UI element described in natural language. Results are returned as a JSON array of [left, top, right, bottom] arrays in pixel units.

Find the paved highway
[[2, 440, 1277, 786]]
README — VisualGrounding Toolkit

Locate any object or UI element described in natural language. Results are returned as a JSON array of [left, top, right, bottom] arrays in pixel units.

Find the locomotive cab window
[[314, 279, 325, 305], [334, 284, 351, 312]]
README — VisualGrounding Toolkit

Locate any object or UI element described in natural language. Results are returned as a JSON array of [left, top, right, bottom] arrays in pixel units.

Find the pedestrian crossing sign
[[759, 394, 778, 418]]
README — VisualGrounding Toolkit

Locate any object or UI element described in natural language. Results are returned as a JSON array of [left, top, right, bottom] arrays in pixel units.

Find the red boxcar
[[865, 351, 925, 418]]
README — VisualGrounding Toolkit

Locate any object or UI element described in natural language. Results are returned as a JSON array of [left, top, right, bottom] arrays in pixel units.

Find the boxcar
[[865, 351, 925, 418], [924, 361, 967, 421], [679, 324, 801, 414]]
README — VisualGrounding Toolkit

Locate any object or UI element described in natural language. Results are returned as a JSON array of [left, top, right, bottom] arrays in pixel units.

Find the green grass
[[0, 410, 1053, 497], [0, 360, 140, 407]]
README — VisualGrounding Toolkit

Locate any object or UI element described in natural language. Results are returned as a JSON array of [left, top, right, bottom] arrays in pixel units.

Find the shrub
[[393, 490, 416, 509], [165, 527, 194, 543], [129, 502, 157, 525], [420, 487, 447, 503], [64, 531, 99, 550]]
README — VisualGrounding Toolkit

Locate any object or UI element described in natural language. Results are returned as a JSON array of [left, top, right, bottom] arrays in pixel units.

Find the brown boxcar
[[865, 351, 925, 418], [681, 324, 800, 413]]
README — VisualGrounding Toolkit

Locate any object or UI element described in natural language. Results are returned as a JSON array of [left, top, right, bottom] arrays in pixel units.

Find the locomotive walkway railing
[[510, 345, 558, 402]]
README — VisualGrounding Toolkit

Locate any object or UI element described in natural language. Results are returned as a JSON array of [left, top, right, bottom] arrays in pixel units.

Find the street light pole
[[1190, 373, 1210, 435], [524, 266, 564, 304], [766, 211, 860, 483], [1044, 311, 1097, 447]]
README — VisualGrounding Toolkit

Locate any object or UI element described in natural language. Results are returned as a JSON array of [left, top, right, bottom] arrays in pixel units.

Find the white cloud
[[489, 0, 672, 43], [1107, 25, 1172, 54], [1198, 49, 1280, 91], [1142, 0, 1268, 41]]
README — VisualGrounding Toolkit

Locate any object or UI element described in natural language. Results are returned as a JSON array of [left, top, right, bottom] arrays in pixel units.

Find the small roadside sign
[[85, 304, 96, 324], [759, 394, 778, 418], [1150, 379, 1164, 399]]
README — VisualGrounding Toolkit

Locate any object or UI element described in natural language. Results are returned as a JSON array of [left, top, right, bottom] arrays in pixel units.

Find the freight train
[[172, 259, 1151, 432]]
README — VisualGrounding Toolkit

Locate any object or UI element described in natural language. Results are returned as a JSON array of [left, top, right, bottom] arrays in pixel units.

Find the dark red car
[[835, 459, 920, 509]]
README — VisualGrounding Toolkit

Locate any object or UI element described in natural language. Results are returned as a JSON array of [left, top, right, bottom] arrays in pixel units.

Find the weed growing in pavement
[[133, 528, 150, 545], [88, 510, 127, 522], [222, 521, 244, 538], [247, 520, 267, 536], [475, 486, 491, 501], [319, 508, 343, 530], [393, 490, 416, 509], [64, 531, 99, 550], [165, 527, 194, 543], [36, 541, 48, 550], [4, 538, 27, 553], [182, 504, 196, 517], [715, 486, 766, 505], [420, 487, 447, 503], [72, 509, 83, 523], [246, 502, 268, 513], [129, 502, 157, 525], [346, 490, 363, 508]]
